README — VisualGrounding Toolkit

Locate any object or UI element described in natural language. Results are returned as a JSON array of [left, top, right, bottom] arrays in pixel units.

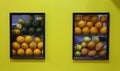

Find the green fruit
[[36, 27, 42, 33], [21, 27, 27, 34], [29, 27, 35, 34], [84, 36, 91, 42], [18, 18, 24, 25], [32, 20, 40, 28], [24, 21, 32, 28], [81, 42, 87, 47], [76, 44, 82, 50], [75, 51, 81, 56], [94, 37, 100, 43], [29, 15, 34, 22]]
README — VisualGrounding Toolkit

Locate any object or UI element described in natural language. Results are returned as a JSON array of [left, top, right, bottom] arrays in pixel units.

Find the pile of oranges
[[74, 15, 107, 35], [12, 35, 44, 56]]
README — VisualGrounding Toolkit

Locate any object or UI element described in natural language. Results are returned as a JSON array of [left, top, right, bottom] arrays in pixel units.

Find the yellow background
[[0, 0, 120, 71]]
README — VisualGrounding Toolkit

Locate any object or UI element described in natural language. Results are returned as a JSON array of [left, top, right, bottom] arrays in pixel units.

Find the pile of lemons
[[12, 35, 43, 56]]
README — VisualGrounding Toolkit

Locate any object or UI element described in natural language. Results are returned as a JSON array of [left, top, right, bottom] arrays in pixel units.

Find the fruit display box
[[10, 13, 45, 59], [73, 13, 109, 60]]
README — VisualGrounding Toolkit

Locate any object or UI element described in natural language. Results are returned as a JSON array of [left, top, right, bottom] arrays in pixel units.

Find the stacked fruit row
[[74, 15, 107, 35], [12, 15, 43, 35], [74, 36, 107, 57], [74, 14, 108, 59], [11, 15, 45, 58], [12, 36, 43, 56]]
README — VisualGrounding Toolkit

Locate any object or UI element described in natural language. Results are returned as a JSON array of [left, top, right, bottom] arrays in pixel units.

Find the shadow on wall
[[73, 60, 109, 64], [10, 59, 45, 63], [112, 0, 120, 10]]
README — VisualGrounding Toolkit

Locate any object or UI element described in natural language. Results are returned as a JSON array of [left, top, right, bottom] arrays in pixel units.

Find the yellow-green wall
[[0, 0, 120, 71]]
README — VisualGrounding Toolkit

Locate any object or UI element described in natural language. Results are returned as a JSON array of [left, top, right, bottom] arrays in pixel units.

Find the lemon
[[15, 29, 21, 35], [30, 42, 37, 50], [38, 16, 43, 22], [16, 24, 22, 29]]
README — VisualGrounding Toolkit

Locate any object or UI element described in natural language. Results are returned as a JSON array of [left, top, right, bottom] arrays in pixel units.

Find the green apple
[[94, 37, 100, 43], [81, 42, 87, 47], [75, 51, 81, 56], [76, 44, 82, 50], [84, 36, 91, 42]]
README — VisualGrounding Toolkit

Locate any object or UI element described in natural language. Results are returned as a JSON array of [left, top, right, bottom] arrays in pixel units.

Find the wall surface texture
[[0, 0, 120, 71]]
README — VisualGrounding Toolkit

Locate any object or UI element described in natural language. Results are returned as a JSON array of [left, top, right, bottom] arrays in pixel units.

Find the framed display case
[[73, 13, 109, 60], [10, 13, 45, 59]]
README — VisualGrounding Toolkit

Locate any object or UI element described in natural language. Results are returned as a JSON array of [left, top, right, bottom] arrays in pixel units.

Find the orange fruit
[[17, 48, 24, 56], [78, 21, 86, 28], [90, 27, 99, 35], [82, 15, 91, 22], [75, 27, 81, 34], [34, 49, 42, 56], [74, 15, 81, 22], [82, 27, 89, 34], [21, 42, 29, 50], [95, 22, 103, 29], [12, 42, 20, 50], [30, 42, 37, 50], [86, 22, 93, 28], [25, 48, 33, 56], [16, 36, 25, 43], [100, 15, 107, 23], [91, 15, 98, 24], [25, 36, 32, 43], [100, 27, 107, 34], [38, 42, 43, 49], [35, 37, 41, 43], [12, 49, 16, 56]]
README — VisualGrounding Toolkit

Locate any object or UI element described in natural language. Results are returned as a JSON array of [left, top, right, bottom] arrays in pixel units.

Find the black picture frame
[[73, 12, 109, 60], [10, 13, 45, 59]]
